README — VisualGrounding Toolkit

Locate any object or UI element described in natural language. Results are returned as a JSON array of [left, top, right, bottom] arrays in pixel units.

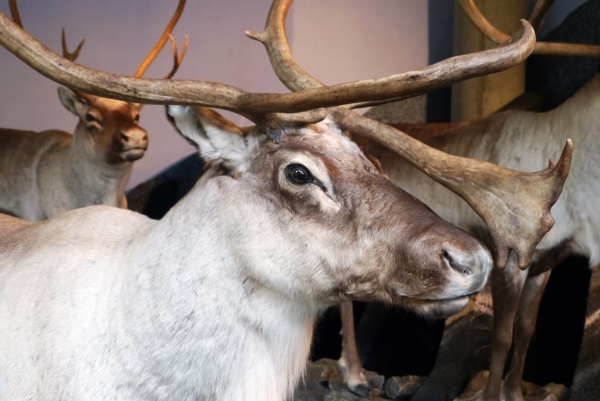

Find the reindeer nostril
[[120, 133, 130, 142], [442, 249, 473, 276]]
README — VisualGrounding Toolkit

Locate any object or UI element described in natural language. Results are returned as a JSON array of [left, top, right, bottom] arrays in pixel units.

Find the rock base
[[293, 361, 569, 401]]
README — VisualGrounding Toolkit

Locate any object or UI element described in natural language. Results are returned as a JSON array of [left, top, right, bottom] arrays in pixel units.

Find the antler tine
[[246, 0, 322, 92], [460, 0, 600, 58], [246, 0, 391, 109], [246, 0, 535, 110], [10, 0, 85, 63], [61, 28, 85, 62], [163, 34, 189, 80], [528, 0, 557, 32], [249, 0, 573, 269], [459, 0, 511, 43], [134, 0, 187, 78], [8, 0, 22, 28]]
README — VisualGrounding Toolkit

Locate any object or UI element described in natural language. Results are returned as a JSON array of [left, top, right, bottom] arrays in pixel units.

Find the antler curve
[[163, 34, 189, 80], [460, 0, 600, 58], [528, 0, 557, 32], [60, 28, 85, 62], [134, 0, 188, 79], [9, 0, 85, 62], [7, 0, 21, 28]]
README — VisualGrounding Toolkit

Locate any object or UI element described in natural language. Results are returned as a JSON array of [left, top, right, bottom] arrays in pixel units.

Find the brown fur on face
[[243, 123, 490, 308], [75, 94, 148, 165]]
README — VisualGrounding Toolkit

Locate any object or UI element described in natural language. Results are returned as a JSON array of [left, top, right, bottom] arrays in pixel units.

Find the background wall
[[0, 0, 586, 188]]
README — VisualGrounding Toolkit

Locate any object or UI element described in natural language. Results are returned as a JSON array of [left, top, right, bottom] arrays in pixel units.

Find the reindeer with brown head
[[0, 0, 187, 220], [0, 1, 573, 400]]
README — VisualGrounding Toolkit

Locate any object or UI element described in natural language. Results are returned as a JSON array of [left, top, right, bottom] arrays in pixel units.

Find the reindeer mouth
[[396, 292, 477, 319], [121, 147, 147, 162]]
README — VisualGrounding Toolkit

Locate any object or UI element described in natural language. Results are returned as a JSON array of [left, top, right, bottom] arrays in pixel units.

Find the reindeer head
[[167, 105, 492, 316], [57, 87, 148, 164]]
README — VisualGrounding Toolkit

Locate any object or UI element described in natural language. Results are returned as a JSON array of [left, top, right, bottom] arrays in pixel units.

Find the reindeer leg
[[502, 242, 571, 400], [119, 194, 128, 209], [338, 301, 370, 396], [501, 270, 551, 401], [480, 255, 528, 401]]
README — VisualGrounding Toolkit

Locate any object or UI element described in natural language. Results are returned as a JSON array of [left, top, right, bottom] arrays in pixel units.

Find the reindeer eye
[[285, 164, 312, 185], [134, 114, 140, 123], [86, 113, 99, 123]]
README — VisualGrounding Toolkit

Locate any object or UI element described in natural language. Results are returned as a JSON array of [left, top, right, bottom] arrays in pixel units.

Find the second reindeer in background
[[0, 0, 188, 220]]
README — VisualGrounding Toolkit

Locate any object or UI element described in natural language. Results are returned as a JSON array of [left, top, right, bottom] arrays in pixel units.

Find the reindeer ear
[[166, 105, 255, 172], [57, 87, 89, 118]]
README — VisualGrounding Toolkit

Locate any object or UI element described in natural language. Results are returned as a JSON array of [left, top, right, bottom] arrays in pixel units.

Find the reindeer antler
[[0, 12, 535, 114], [134, 0, 188, 79], [460, 0, 600, 58], [7, 0, 21, 28], [61, 28, 85, 62], [528, 0, 557, 32], [0, 3, 571, 269], [246, 0, 572, 269], [9, 0, 85, 62], [163, 34, 189, 80]]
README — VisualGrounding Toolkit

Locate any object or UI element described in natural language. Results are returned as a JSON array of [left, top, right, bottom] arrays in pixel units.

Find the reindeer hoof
[[348, 383, 371, 397]]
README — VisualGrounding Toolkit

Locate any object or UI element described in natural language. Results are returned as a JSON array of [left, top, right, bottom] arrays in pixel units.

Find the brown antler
[[0, 4, 571, 269], [9, 0, 85, 62], [163, 34, 189, 80], [7, 0, 21, 27], [245, 0, 572, 269], [134, 0, 188, 78], [528, 0, 557, 32], [61, 28, 85, 62], [0, 12, 534, 115], [460, 0, 600, 58]]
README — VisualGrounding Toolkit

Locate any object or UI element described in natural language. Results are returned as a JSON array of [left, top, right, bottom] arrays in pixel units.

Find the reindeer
[[0, 0, 188, 221], [0, 0, 573, 400], [335, 1, 600, 400]]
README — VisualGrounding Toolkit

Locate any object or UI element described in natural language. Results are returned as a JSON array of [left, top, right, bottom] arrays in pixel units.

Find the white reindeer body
[[0, 105, 492, 401], [0, 90, 147, 221], [0, 194, 313, 401]]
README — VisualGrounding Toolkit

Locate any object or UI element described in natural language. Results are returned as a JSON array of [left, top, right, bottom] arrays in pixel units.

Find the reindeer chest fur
[[0, 186, 322, 401], [0, 128, 130, 220]]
